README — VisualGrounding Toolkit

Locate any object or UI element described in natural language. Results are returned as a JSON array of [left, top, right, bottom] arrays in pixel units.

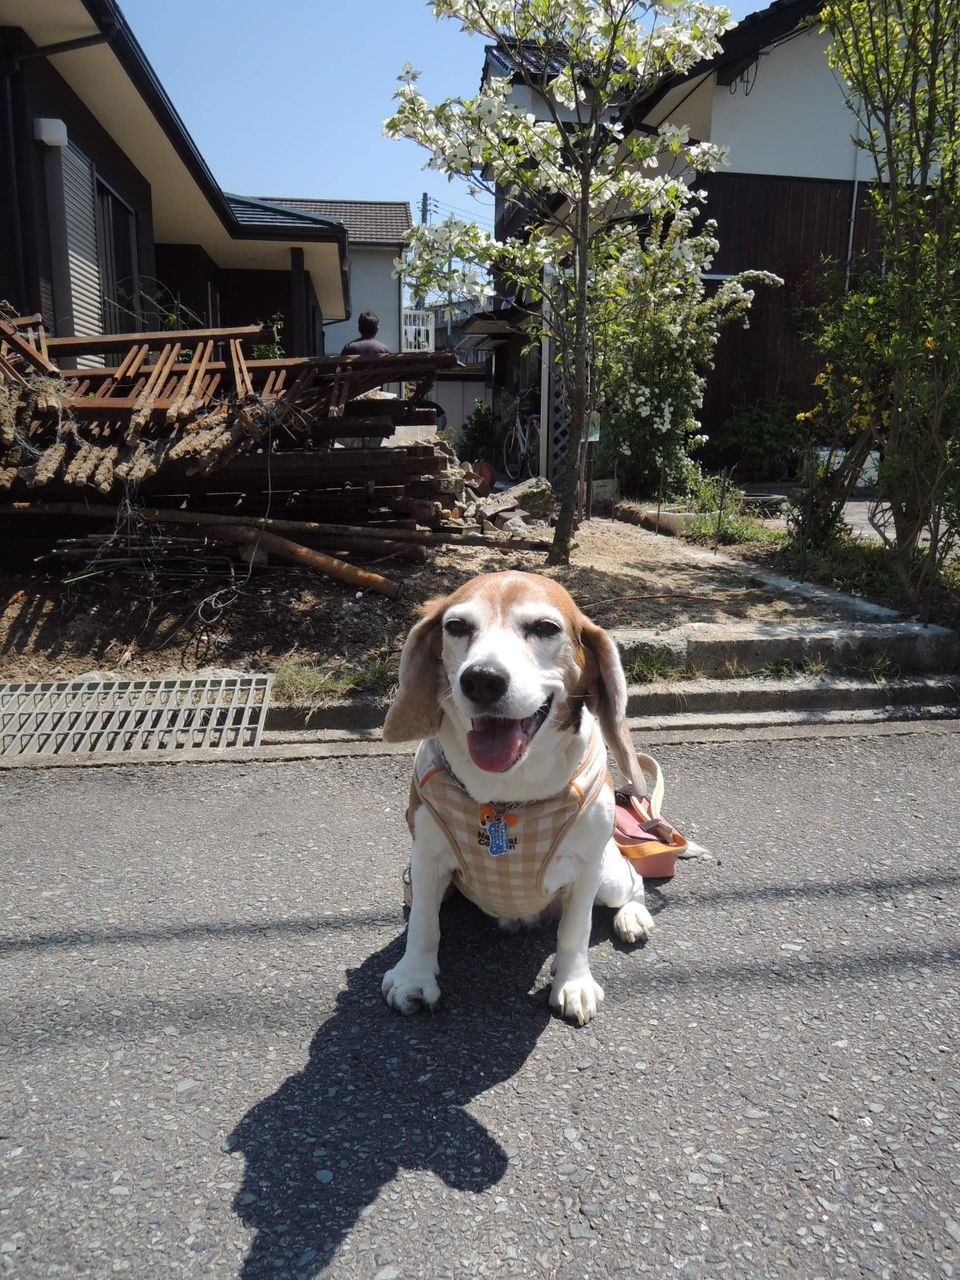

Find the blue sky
[[120, 0, 760, 229]]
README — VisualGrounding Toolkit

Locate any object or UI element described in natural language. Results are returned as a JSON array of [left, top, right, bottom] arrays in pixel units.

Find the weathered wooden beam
[[341, 402, 437, 423], [309, 421, 399, 441], [45, 324, 275, 357], [1, 502, 551, 552], [0, 318, 60, 375]]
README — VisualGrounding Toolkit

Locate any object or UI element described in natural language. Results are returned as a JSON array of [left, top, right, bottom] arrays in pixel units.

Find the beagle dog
[[381, 570, 661, 1026]]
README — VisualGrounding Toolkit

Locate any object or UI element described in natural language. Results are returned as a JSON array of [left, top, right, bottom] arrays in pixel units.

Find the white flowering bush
[[384, 0, 738, 563], [593, 211, 780, 495]]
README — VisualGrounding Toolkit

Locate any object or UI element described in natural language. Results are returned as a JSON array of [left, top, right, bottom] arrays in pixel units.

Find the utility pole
[[414, 192, 430, 315]]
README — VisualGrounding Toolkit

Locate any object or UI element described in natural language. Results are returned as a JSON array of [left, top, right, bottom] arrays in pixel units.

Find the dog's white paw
[[381, 962, 441, 1015], [550, 974, 604, 1026], [613, 900, 655, 944]]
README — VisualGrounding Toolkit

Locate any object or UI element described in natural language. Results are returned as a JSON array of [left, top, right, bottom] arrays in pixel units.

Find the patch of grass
[[800, 654, 829, 677], [772, 534, 902, 609], [726, 654, 838, 679], [624, 648, 701, 684], [842, 651, 901, 684], [756, 658, 803, 680], [683, 512, 785, 547], [273, 655, 398, 708]]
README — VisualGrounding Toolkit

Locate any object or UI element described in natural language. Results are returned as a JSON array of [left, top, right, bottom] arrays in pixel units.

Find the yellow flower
[[866, 331, 877, 344], [925, 336, 937, 350]]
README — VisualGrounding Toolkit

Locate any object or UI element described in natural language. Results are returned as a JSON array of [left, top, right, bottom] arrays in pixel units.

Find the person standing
[[340, 311, 391, 357]]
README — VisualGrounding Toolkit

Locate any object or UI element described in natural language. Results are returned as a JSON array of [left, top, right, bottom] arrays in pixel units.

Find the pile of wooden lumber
[[0, 312, 458, 512], [0, 311, 552, 595]]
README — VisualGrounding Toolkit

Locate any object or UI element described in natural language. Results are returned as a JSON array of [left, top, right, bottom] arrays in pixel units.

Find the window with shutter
[[60, 142, 103, 340], [97, 181, 140, 333]]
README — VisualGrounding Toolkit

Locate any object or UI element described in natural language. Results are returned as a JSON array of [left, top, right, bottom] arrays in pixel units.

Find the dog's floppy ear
[[382, 595, 449, 742], [576, 614, 645, 793]]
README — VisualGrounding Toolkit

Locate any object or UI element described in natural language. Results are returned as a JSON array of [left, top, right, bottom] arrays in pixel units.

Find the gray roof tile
[[255, 198, 412, 245]]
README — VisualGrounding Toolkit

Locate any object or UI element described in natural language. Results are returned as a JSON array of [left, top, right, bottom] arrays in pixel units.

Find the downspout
[[844, 117, 862, 292]]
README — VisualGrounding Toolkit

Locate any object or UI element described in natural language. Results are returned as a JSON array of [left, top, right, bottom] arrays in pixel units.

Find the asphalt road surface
[[1, 730, 958, 1279]]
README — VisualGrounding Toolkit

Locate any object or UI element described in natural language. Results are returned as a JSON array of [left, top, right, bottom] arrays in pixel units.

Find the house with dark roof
[[623, 0, 878, 451], [0, 0, 349, 356], [482, 0, 874, 473], [254, 199, 412, 356]]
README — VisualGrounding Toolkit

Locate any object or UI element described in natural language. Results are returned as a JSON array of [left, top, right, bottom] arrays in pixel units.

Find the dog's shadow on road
[[228, 896, 555, 1278]]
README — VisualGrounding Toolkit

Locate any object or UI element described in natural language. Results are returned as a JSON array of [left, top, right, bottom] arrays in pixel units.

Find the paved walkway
[[1, 730, 958, 1277]]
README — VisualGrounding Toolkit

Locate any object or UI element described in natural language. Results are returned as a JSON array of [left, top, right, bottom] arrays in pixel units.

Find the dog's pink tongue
[[467, 717, 525, 772]]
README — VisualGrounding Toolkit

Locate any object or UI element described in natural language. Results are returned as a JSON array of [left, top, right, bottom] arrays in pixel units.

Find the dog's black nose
[[460, 663, 509, 707]]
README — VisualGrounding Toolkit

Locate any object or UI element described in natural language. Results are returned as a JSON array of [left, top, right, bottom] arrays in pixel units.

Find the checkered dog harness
[[408, 727, 611, 919]]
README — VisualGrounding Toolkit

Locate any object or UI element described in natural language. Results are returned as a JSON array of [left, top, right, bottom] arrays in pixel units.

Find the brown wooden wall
[[697, 171, 879, 444]]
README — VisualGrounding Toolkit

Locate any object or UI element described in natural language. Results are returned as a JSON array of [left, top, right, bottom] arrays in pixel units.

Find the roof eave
[[78, 0, 238, 236], [626, 0, 822, 128], [74, 0, 351, 315]]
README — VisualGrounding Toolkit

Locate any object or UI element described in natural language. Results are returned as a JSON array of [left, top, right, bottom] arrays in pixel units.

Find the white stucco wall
[[434, 378, 491, 438], [323, 246, 402, 354], [710, 28, 864, 181]]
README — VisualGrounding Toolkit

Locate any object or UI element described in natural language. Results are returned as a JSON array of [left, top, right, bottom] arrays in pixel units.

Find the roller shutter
[[61, 142, 103, 340]]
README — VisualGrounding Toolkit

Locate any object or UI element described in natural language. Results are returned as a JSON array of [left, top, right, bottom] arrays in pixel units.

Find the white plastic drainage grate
[[0, 676, 272, 758]]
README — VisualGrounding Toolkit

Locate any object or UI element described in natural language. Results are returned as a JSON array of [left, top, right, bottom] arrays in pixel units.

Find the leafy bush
[[458, 400, 495, 463], [596, 210, 781, 499], [722, 398, 806, 479]]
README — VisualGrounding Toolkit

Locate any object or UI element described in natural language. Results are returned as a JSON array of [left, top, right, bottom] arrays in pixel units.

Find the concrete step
[[625, 702, 960, 735], [259, 705, 960, 754], [262, 676, 960, 743], [612, 620, 960, 677], [624, 674, 960, 717]]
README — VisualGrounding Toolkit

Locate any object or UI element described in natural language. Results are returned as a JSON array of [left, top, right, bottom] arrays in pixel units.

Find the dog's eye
[[444, 618, 473, 638], [527, 620, 562, 640]]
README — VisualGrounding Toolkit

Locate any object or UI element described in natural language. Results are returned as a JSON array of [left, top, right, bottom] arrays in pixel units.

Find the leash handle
[[634, 751, 665, 818]]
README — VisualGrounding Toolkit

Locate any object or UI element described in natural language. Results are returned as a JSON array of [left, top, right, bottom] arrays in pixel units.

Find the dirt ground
[[0, 518, 856, 685]]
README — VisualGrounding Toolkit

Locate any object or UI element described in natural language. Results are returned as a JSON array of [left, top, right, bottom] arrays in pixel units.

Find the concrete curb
[[265, 618, 960, 737], [263, 672, 960, 734], [613, 620, 960, 677], [623, 674, 960, 716], [4, 716, 959, 771]]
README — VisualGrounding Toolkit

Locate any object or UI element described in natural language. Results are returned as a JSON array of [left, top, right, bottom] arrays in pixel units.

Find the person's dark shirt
[[340, 337, 391, 357]]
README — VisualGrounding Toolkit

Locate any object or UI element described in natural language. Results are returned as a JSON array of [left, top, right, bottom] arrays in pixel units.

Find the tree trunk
[[548, 208, 592, 566]]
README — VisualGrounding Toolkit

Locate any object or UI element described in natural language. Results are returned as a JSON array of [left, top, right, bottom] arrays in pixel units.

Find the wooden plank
[[309, 421, 398, 441], [131, 455, 442, 493], [2, 503, 549, 552], [0, 318, 60, 375], [165, 341, 206, 422], [0, 353, 28, 386], [229, 338, 254, 398], [130, 342, 180, 421], [44, 323, 275, 357], [342, 402, 437, 423], [52, 350, 459, 381]]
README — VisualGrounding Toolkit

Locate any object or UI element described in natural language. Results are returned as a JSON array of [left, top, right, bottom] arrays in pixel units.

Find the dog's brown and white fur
[[381, 570, 659, 1026]]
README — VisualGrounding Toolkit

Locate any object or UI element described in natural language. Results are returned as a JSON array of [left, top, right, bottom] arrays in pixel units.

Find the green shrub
[[458, 401, 495, 463], [721, 398, 806, 478]]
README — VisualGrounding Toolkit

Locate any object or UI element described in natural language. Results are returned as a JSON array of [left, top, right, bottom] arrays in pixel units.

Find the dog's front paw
[[382, 962, 441, 1015], [550, 974, 604, 1026], [613, 900, 655, 944]]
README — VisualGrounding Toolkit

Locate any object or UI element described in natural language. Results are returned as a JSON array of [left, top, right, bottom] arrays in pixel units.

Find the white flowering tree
[[592, 209, 779, 494], [385, 0, 737, 563]]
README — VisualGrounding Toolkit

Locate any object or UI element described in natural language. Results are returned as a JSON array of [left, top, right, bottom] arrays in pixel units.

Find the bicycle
[[502, 412, 542, 481]]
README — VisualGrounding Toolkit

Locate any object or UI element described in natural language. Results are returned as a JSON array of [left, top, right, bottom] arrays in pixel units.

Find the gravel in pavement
[[0, 733, 958, 1278]]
